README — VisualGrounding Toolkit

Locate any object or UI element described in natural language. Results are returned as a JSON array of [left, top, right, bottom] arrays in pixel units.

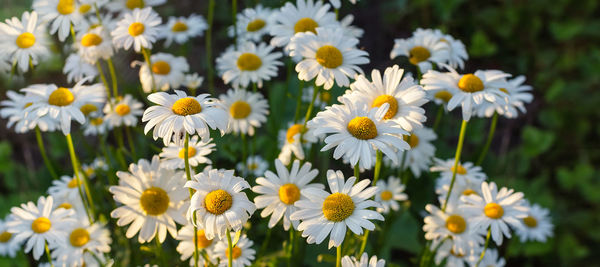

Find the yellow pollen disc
[[445, 214, 467, 234], [484, 203, 504, 219], [226, 246, 242, 259], [79, 4, 91, 13], [58, 203, 73, 209], [403, 134, 420, 148], [237, 53, 262, 71], [315, 45, 343, 69], [294, 17, 318, 34], [451, 165, 467, 175], [246, 19, 266, 32], [380, 190, 393, 201], [171, 21, 188, 32], [278, 183, 300, 205], [151, 61, 171, 75], [434, 91, 453, 103], [196, 229, 213, 248], [31, 217, 52, 233], [286, 124, 305, 143], [16, 32, 36, 48], [90, 117, 103, 126], [347, 117, 378, 140], [523, 216, 538, 228], [204, 189, 233, 215], [139, 187, 170, 216], [371, 95, 398, 119], [322, 193, 355, 222], [69, 228, 90, 247], [56, 0, 75, 15], [84, 167, 94, 177], [81, 33, 103, 47], [408, 46, 431, 65], [178, 147, 197, 159], [499, 88, 509, 94], [128, 22, 145, 36], [0, 231, 12, 243], [462, 189, 477, 196], [67, 178, 78, 188], [115, 104, 131, 116], [172, 98, 202, 116], [80, 104, 98, 116], [320, 91, 331, 102], [230, 101, 252, 119], [48, 87, 75, 106], [457, 74, 484, 93], [126, 0, 145, 10]]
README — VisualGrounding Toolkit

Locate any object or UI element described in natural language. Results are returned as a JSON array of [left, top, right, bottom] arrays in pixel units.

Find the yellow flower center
[[139, 187, 170, 216], [322, 193, 355, 222], [126, 0, 145, 10], [79, 4, 91, 13], [31, 217, 52, 233], [128, 22, 145, 36], [434, 91, 453, 103], [246, 19, 266, 32], [196, 229, 213, 248], [279, 183, 300, 205], [178, 147, 197, 159], [445, 214, 467, 234], [48, 87, 75, 106], [294, 17, 318, 34], [204, 189, 233, 215], [499, 88, 509, 94], [380, 190, 393, 201], [320, 91, 331, 102], [58, 203, 73, 209], [347, 117, 378, 140], [451, 164, 467, 175], [84, 167, 94, 177], [0, 231, 12, 243], [523, 216, 538, 228], [236, 53, 262, 71], [403, 133, 420, 148], [151, 61, 171, 75], [457, 74, 484, 93], [408, 46, 431, 65], [69, 228, 90, 247], [484, 203, 504, 219], [81, 33, 103, 47], [226, 246, 242, 259], [171, 21, 188, 32], [80, 104, 98, 116], [462, 189, 477, 196], [56, 0, 75, 15], [371, 95, 398, 120], [229, 101, 252, 119], [67, 178, 78, 188], [315, 45, 343, 69], [115, 104, 131, 116], [248, 163, 258, 170], [172, 98, 202, 116], [16, 32, 36, 48], [286, 124, 306, 143], [90, 117, 103, 126]]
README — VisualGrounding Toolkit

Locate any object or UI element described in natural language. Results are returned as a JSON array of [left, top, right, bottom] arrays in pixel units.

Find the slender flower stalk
[[226, 230, 233, 267], [141, 48, 157, 92], [106, 58, 119, 98], [65, 134, 94, 222], [398, 150, 408, 184], [442, 120, 468, 211], [476, 227, 492, 266], [45, 241, 54, 267], [336, 244, 342, 267], [303, 85, 320, 125], [432, 105, 444, 131], [293, 82, 304, 122], [476, 112, 498, 165], [35, 127, 58, 180], [96, 62, 113, 105], [124, 127, 137, 160], [184, 134, 200, 267], [206, 0, 216, 95], [357, 151, 383, 256], [354, 164, 360, 181]]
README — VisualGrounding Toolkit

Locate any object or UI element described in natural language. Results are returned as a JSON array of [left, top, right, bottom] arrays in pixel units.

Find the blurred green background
[[1, 0, 599, 266]]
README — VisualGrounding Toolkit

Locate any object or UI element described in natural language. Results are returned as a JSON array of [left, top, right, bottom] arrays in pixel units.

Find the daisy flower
[[80, 157, 109, 179], [341, 253, 385, 267], [252, 159, 322, 230], [460, 181, 529, 245], [219, 89, 269, 136], [184, 73, 204, 90], [432, 158, 486, 207], [75, 25, 114, 64], [390, 28, 449, 72], [138, 52, 189, 93], [216, 42, 283, 89], [277, 122, 318, 165], [390, 127, 437, 178], [159, 135, 215, 170], [475, 75, 533, 119], [185, 169, 256, 240], [515, 201, 553, 243], [6, 196, 75, 260], [176, 224, 215, 266], [142, 90, 229, 146], [0, 11, 49, 72], [229, 5, 274, 42], [236, 155, 269, 177], [109, 156, 188, 243], [213, 233, 255, 267], [308, 97, 409, 170], [428, 28, 468, 70], [48, 175, 84, 204], [106, 0, 166, 13], [160, 14, 207, 46], [290, 170, 383, 248], [423, 204, 485, 255], [479, 249, 506, 267], [291, 27, 369, 90], [111, 7, 161, 52], [33, 0, 85, 41], [103, 94, 144, 127], [83, 116, 109, 136], [347, 65, 428, 132], [63, 53, 98, 83], [433, 239, 478, 267], [374, 176, 408, 214], [51, 219, 112, 267], [302, 86, 331, 109], [1, 91, 58, 133], [0, 216, 20, 258]]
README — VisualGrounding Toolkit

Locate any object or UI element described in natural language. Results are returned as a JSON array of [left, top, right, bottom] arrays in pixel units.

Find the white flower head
[[236, 155, 269, 177], [475, 75, 533, 119], [0, 216, 20, 258], [387, 127, 437, 178], [138, 52, 190, 93], [160, 14, 207, 46], [33, 0, 86, 41], [111, 7, 162, 52], [51, 219, 112, 267], [103, 94, 144, 127], [515, 201, 553, 243], [63, 53, 98, 83], [390, 28, 450, 73], [159, 135, 215, 170], [213, 233, 255, 267], [341, 252, 385, 267], [75, 26, 114, 64], [0, 11, 49, 72], [219, 89, 270, 136], [423, 204, 485, 256], [176, 224, 215, 266], [1, 91, 59, 133], [229, 5, 274, 42], [277, 122, 318, 165], [374, 176, 407, 214], [216, 42, 283, 89]]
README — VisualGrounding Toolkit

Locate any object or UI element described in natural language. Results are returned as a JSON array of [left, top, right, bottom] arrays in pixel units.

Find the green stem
[[441, 120, 468, 212], [124, 127, 137, 160], [65, 134, 94, 222], [206, 0, 215, 95], [336, 245, 342, 267], [258, 227, 272, 258], [45, 241, 54, 267], [398, 150, 408, 184], [155, 237, 167, 267], [35, 127, 58, 180], [106, 58, 119, 98], [184, 134, 200, 267], [287, 229, 294, 267], [303, 85, 320, 125], [432, 105, 444, 132], [293, 82, 305, 123], [354, 163, 360, 180], [418, 240, 432, 267], [95, 62, 113, 105], [141, 48, 156, 93], [226, 230, 233, 267], [372, 150, 383, 185], [241, 133, 247, 166], [252, 82, 257, 93], [476, 113, 498, 166], [476, 227, 492, 266]]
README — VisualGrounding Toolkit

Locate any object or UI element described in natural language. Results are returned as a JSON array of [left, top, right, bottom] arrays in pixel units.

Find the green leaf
[[521, 126, 556, 157]]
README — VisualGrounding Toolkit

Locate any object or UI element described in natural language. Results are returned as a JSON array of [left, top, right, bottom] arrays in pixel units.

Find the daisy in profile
[[160, 14, 207, 46], [374, 176, 408, 214], [111, 7, 161, 52], [142, 90, 229, 146], [291, 170, 383, 248], [219, 89, 269, 136], [216, 42, 283, 89], [0, 216, 20, 258], [308, 97, 409, 170], [103, 94, 144, 127], [302, 86, 331, 109], [431, 158, 487, 182], [460, 181, 529, 245], [51, 219, 112, 267], [515, 201, 553, 243], [1, 91, 58, 133], [475, 75, 533, 119], [390, 29, 449, 72], [213, 233, 255, 267], [291, 27, 369, 90], [33, 0, 85, 41], [138, 52, 189, 92], [428, 28, 468, 70], [236, 155, 268, 177], [75, 26, 114, 64], [277, 123, 318, 165], [423, 204, 485, 255], [106, 0, 166, 13], [176, 224, 215, 266], [229, 5, 273, 42], [184, 73, 204, 91], [83, 116, 109, 136], [432, 158, 487, 207], [0, 11, 49, 72], [479, 249, 506, 267], [185, 169, 256, 240], [63, 54, 98, 83], [7, 196, 75, 260], [109, 156, 188, 243], [433, 239, 478, 267], [347, 65, 428, 132], [48, 175, 84, 204], [80, 157, 109, 179], [252, 159, 322, 230], [341, 253, 385, 267], [390, 127, 437, 178], [159, 135, 215, 170]]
